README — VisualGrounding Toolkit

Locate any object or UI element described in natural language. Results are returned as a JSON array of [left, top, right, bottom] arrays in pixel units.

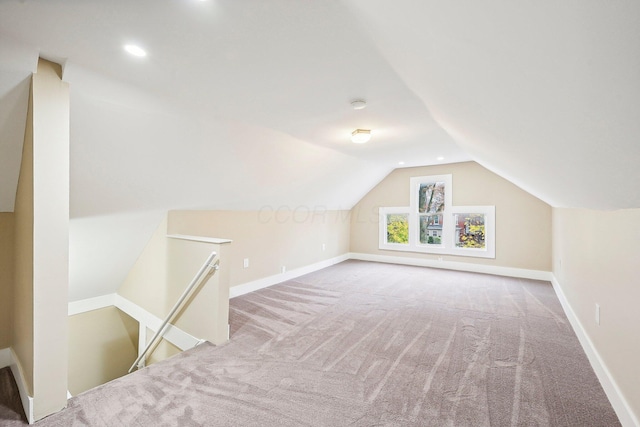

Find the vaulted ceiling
[[1, 1, 638, 301]]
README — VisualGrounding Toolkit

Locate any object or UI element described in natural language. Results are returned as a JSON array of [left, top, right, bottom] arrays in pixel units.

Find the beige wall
[[68, 307, 138, 396], [167, 209, 351, 288], [119, 214, 231, 363], [31, 59, 70, 420], [119, 208, 349, 363], [350, 162, 552, 271], [146, 333, 181, 366], [553, 208, 640, 421], [10, 59, 70, 420], [168, 238, 231, 345], [119, 215, 171, 320], [12, 78, 34, 395], [0, 213, 14, 349], [118, 215, 185, 360]]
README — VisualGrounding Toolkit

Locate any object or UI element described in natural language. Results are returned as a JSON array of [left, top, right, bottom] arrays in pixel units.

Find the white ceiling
[[346, 0, 640, 210], [0, 0, 638, 301]]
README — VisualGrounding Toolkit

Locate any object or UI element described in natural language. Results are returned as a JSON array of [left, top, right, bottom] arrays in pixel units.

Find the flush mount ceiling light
[[351, 129, 371, 144], [351, 100, 367, 110], [124, 44, 147, 57]]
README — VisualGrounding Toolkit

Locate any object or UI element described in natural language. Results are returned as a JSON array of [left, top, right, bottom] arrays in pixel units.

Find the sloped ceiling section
[[63, 62, 399, 300], [62, 59, 403, 300], [65, 64, 393, 218], [347, 0, 640, 210], [2, 1, 638, 301], [0, 37, 37, 212], [0, 1, 472, 301]]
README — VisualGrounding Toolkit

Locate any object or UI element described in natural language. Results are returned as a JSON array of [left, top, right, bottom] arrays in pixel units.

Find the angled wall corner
[[12, 68, 35, 402], [12, 58, 70, 422], [117, 214, 232, 364], [31, 58, 70, 421]]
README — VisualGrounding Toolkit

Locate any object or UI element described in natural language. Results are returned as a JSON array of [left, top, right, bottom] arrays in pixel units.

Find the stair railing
[[128, 250, 220, 373]]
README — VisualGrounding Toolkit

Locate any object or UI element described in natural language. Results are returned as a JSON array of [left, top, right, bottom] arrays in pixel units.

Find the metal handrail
[[128, 251, 220, 373]]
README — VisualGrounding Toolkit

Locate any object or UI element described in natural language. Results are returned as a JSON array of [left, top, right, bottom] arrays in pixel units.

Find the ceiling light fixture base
[[351, 129, 371, 144], [351, 100, 367, 110]]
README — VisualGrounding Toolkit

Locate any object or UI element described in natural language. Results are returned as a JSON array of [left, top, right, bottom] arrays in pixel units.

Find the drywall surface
[[119, 208, 348, 361], [68, 306, 138, 396], [167, 237, 231, 346], [552, 207, 640, 423], [0, 213, 14, 349], [118, 215, 171, 321], [350, 162, 551, 271], [146, 333, 181, 366], [12, 78, 34, 396], [11, 59, 69, 420], [118, 214, 231, 354], [30, 58, 69, 420], [167, 209, 351, 288]]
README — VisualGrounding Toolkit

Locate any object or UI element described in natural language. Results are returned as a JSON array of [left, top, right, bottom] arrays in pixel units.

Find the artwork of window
[[379, 174, 495, 258]]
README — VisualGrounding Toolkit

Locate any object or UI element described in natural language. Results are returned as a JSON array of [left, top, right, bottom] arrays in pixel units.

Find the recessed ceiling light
[[437, 156, 445, 161], [398, 161, 405, 165], [351, 129, 371, 144], [124, 44, 147, 57]]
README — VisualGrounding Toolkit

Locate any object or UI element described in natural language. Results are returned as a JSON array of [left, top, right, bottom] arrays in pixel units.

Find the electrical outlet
[[281, 266, 286, 274], [322, 243, 326, 252], [438, 256, 443, 262], [595, 303, 600, 325], [243, 258, 249, 268]]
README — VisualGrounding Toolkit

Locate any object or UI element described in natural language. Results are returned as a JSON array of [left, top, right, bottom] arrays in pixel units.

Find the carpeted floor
[[2, 260, 621, 426], [0, 366, 27, 424]]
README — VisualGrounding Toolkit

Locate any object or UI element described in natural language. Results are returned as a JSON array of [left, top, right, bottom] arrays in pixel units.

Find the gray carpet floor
[[2, 260, 621, 426], [0, 366, 27, 424]]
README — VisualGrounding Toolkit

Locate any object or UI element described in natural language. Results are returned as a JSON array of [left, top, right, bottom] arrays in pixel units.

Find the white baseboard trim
[[1, 347, 35, 423], [8, 348, 34, 424], [229, 253, 350, 298], [68, 294, 116, 316], [550, 275, 639, 427], [0, 347, 10, 369], [348, 252, 552, 281], [61, 254, 637, 426], [113, 294, 200, 351], [67, 293, 201, 352]]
